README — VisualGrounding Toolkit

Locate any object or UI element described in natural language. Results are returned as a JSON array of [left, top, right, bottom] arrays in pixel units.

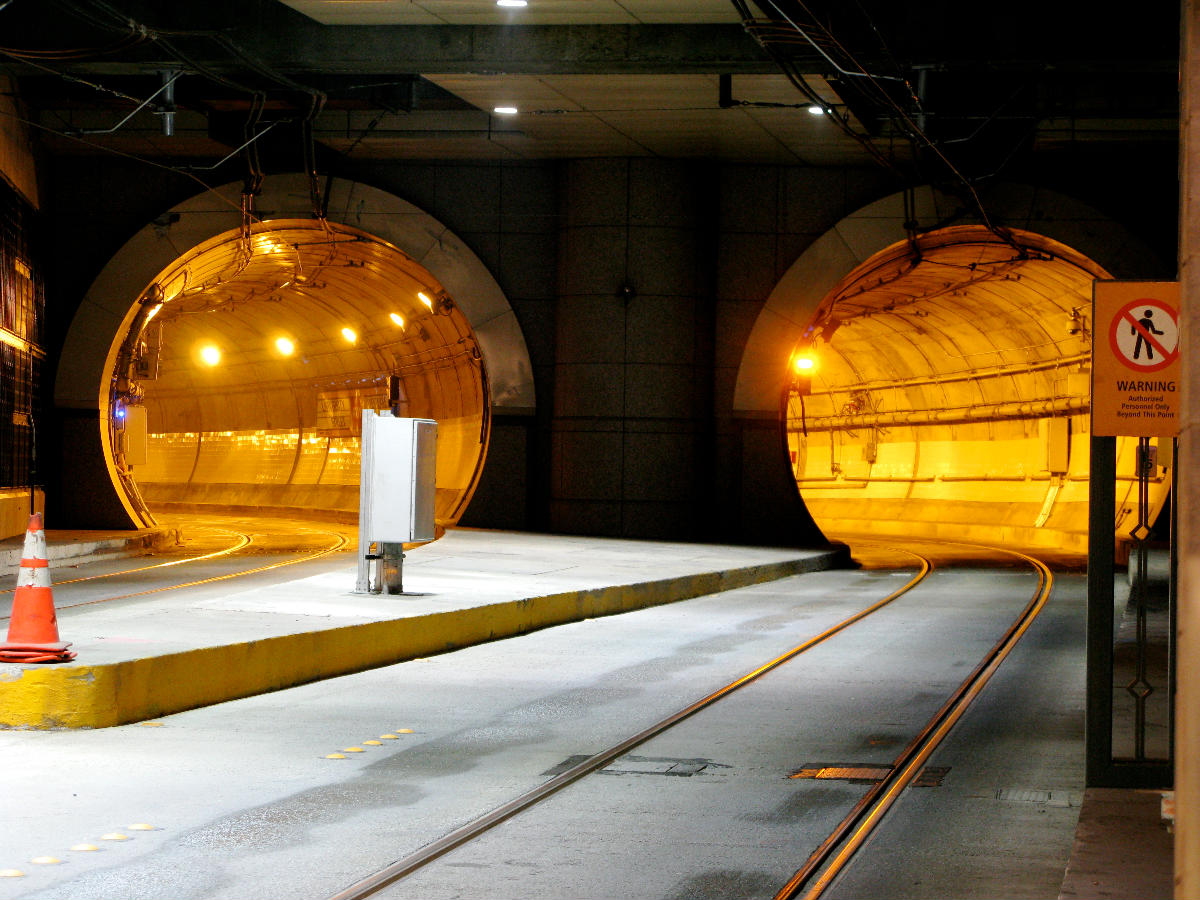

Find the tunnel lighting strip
[[0, 530, 349, 616], [0, 327, 39, 355], [325, 549, 933, 900], [778, 545, 1055, 900]]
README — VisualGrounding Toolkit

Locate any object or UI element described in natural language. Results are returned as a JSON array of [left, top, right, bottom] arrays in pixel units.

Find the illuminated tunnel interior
[[106, 219, 488, 534], [785, 224, 1168, 553]]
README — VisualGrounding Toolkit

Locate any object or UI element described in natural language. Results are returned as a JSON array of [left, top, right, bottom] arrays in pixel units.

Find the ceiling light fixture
[[341, 327, 357, 344], [275, 337, 295, 356], [390, 312, 405, 328], [807, 105, 825, 116], [199, 344, 221, 366], [418, 292, 434, 311], [493, 106, 518, 115], [497, 0, 527, 7]]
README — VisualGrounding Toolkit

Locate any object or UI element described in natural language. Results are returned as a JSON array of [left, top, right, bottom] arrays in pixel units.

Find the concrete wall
[[39, 150, 1176, 547]]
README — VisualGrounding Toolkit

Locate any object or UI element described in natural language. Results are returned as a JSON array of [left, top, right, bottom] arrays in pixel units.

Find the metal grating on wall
[[0, 179, 42, 491]]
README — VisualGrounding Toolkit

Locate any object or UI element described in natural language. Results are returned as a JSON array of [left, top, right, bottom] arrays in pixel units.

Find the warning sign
[[1092, 281, 1180, 437]]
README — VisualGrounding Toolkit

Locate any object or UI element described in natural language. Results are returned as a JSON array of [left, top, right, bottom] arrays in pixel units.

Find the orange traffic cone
[[0, 513, 76, 663]]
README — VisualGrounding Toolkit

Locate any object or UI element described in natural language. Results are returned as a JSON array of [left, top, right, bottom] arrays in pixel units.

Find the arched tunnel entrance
[[783, 224, 1169, 553], [54, 176, 535, 533], [107, 219, 487, 531]]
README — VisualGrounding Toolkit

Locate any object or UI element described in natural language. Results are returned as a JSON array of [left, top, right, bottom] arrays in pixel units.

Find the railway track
[[322, 540, 1054, 900], [0, 519, 352, 617], [779, 544, 1053, 899]]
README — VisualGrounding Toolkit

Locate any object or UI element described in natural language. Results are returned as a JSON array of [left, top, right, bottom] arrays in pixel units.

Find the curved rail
[[0, 529, 254, 593], [777, 545, 1054, 900], [0, 528, 351, 617], [325, 548, 934, 900]]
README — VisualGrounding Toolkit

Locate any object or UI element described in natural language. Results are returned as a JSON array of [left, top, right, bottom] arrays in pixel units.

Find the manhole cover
[[996, 788, 1081, 807], [541, 755, 726, 778]]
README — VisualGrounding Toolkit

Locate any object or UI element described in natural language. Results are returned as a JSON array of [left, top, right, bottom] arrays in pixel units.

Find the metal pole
[[356, 410, 373, 593], [1086, 434, 1116, 785]]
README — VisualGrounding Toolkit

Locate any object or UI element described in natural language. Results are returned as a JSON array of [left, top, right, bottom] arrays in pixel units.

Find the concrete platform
[[1058, 788, 1174, 900], [0, 528, 846, 730]]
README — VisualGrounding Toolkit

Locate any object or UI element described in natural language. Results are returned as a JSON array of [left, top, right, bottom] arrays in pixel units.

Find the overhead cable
[[739, 0, 1019, 250]]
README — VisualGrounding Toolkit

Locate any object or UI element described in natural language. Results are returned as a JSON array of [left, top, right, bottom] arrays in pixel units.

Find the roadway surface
[[0, 518, 1091, 899]]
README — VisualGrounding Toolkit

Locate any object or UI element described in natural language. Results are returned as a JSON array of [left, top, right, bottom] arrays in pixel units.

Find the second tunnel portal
[[784, 224, 1169, 554]]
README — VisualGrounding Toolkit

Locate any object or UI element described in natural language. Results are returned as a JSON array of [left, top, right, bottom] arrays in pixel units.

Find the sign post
[[1088, 280, 1178, 790]]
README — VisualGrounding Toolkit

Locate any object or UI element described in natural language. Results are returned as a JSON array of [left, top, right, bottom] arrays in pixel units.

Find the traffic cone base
[[0, 513, 76, 664]]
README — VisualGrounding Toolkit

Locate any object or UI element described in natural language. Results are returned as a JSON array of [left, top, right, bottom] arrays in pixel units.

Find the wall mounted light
[[390, 312, 405, 328], [199, 344, 221, 366]]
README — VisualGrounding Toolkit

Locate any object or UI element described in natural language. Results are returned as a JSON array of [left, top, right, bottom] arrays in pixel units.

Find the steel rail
[[0, 529, 254, 594], [325, 548, 933, 900], [0, 529, 351, 617], [775, 546, 1054, 900]]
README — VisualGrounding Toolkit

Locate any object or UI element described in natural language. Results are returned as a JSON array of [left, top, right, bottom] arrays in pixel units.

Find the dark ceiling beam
[[245, 23, 780, 76], [0, 25, 780, 79]]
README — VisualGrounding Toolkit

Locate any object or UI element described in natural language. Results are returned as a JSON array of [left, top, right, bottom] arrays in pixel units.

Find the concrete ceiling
[[0, 0, 1180, 174]]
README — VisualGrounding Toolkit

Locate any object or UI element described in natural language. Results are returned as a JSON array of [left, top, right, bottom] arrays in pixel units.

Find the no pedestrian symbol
[[1092, 281, 1180, 438], [1108, 299, 1179, 374]]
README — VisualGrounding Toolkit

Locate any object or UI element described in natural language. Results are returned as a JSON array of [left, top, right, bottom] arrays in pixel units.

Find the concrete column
[[551, 159, 714, 539], [1179, 2, 1199, 895], [713, 166, 830, 547]]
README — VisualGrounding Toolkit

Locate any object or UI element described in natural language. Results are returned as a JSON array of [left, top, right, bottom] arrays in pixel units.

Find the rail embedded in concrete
[[0, 548, 844, 729]]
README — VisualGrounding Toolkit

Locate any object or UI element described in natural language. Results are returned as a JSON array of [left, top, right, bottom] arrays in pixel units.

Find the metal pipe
[[75, 70, 183, 136], [789, 395, 1089, 433], [800, 352, 1090, 399]]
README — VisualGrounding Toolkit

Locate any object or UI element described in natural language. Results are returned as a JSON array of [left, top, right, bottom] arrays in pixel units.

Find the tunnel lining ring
[[56, 176, 534, 529]]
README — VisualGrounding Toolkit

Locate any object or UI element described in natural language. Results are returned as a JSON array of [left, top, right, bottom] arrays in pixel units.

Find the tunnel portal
[[785, 224, 1168, 553], [106, 219, 489, 532]]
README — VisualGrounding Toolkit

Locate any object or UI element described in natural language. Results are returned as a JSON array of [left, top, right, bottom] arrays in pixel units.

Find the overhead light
[[418, 292, 434, 311], [497, 0, 527, 7], [493, 106, 518, 115], [807, 105, 825, 116], [341, 327, 357, 344], [794, 355, 816, 373], [275, 337, 295, 356], [199, 344, 221, 367], [389, 312, 405, 328]]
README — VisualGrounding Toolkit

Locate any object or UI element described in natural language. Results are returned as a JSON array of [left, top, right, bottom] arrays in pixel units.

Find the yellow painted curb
[[0, 552, 842, 729]]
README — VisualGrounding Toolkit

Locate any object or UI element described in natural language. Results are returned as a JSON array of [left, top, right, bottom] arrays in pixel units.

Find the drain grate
[[995, 788, 1082, 807], [789, 763, 950, 786], [541, 754, 727, 778]]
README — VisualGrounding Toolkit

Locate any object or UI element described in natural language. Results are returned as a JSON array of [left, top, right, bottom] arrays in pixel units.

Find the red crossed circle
[[1108, 298, 1179, 373]]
